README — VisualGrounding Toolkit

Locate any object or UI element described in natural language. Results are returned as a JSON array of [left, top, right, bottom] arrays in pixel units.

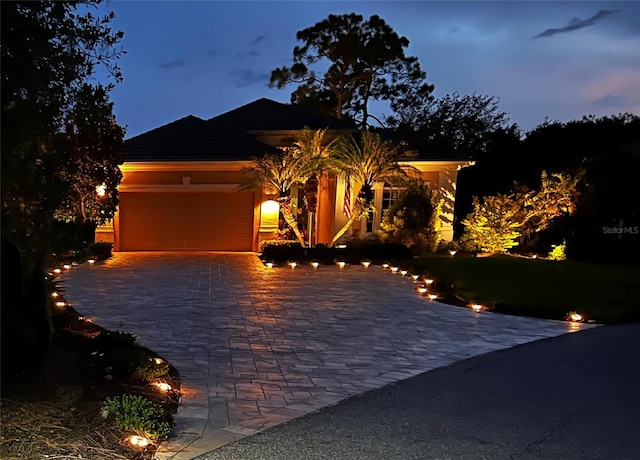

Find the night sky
[[95, 1, 640, 138]]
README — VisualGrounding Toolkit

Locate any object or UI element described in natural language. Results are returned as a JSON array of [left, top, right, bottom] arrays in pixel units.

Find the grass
[[406, 255, 640, 324]]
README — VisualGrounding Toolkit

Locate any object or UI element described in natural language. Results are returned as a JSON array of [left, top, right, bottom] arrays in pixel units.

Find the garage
[[118, 191, 255, 251]]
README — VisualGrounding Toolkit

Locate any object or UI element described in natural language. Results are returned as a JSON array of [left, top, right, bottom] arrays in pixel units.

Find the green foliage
[[327, 132, 417, 245], [131, 357, 170, 383], [1, 1, 124, 277], [89, 241, 113, 260], [378, 183, 442, 254], [461, 195, 521, 253], [269, 13, 434, 128], [548, 241, 567, 261], [103, 394, 171, 440]]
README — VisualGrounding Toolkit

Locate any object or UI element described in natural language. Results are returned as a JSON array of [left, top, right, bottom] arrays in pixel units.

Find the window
[[364, 184, 404, 234]]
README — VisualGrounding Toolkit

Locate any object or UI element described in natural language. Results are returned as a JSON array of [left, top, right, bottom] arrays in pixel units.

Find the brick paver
[[60, 253, 593, 459]]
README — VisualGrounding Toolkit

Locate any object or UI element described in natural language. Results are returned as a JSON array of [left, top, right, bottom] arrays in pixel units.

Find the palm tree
[[292, 128, 338, 245], [238, 145, 318, 247], [327, 131, 417, 245]]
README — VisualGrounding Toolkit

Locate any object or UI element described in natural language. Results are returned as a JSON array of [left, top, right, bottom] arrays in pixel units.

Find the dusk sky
[[95, 1, 640, 139]]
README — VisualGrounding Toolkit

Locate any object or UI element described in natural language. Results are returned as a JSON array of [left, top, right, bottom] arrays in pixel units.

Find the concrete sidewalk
[[60, 253, 594, 459]]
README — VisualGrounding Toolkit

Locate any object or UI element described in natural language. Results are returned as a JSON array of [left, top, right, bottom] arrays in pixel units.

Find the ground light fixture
[[288, 261, 297, 269], [400, 270, 408, 276], [63, 264, 71, 270], [391, 266, 399, 273], [128, 435, 150, 448], [449, 250, 457, 256], [153, 358, 164, 365], [417, 286, 428, 295], [55, 301, 67, 308], [424, 278, 434, 285], [88, 259, 96, 264], [153, 381, 173, 393], [382, 263, 389, 269], [53, 268, 62, 274], [266, 262, 273, 268], [362, 261, 371, 268], [337, 261, 346, 269], [470, 303, 484, 312], [568, 311, 583, 322], [51, 292, 59, 298], [411, 274, 420, 281], [427, 294, 438, 300], [311, 261, 319, 268]]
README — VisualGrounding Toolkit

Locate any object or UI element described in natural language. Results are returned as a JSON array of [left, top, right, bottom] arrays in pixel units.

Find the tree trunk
[[279, 196, 306, 247], [329, 185, 371, 246]]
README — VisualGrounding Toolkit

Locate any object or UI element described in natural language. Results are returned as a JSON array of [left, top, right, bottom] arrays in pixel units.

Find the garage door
[[119, 192, 255, 251]]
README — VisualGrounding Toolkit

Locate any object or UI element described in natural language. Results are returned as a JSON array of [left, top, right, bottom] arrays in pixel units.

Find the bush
[[89, 241, 113, 260], [260, 241, 413, 265], [131, 356, 170, 383], [461, 195, 521, 253], [102, 394, 172, 440], [378, 183, 442, 254]]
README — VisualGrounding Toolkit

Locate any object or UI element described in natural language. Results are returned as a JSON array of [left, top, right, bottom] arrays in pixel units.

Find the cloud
[[533, 10, 618, 39], [230, 69, 269, 87], [236, 50, 260, 59], [250, 35, 267, 44], [158, 59, 186, 69], [593, 94, 632, 108]]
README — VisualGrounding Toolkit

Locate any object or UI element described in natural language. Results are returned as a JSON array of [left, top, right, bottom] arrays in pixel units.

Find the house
[[96, 98, 473, 251]]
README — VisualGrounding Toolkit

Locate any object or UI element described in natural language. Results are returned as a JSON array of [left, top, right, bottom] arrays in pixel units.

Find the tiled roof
[[123, 98, 356, 162]]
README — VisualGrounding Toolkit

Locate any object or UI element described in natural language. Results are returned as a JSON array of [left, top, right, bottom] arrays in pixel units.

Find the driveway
[[61, 253, 592, 459]]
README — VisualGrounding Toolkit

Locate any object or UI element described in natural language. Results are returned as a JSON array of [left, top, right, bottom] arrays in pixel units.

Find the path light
[[53, 268, 61, 274], [129, 435, 149, 448], [55, 301, 67, 308], [428, 294, 438, 300], [362, 261, 371, 268], [470, 303, 484, 312], [288, 261, 297, 269], [568, 311, 583, 322], [88, 259, 96, 265], [424, 278, 434, 285], [153, 381, 172, 393], [311, 262, 319, 269], [382, 263, 389, 269], [266, 262, 273, 269], [337, 261, 346, 269], [51, 292, 59, 298], [391, 266, 399, 273], [412, 274, 420, 281], [417, 286, 427, 295], [63, 264, 71, 270], [153, 358, 164, 365], [449, 250, 457, 256], [400, 270, 408, 276]]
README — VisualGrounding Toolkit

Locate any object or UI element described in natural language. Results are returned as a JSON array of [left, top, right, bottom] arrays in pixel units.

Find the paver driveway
[[61, 253, 591, 459]]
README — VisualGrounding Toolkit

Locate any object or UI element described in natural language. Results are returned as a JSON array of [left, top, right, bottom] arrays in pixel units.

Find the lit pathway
[[60, 253, 593, 459]]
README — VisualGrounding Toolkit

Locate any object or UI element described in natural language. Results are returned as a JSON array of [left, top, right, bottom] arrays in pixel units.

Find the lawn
[[406, 255, 640, 324]]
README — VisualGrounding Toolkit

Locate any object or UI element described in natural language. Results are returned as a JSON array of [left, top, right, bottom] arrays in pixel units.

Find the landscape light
[[382, 263, 389, 269], [428, 294, 438, 300], [55, 301, 67, 308], [449, 250, 457, 256], [569, 312, 583, 322], [51, 292, 59, 298], [289, 261, 297, 269], [412, 274, 420, 281], [425, 278, 434, 285], [391, 266, 399, 273], [153, 381, 172, 393], [63, 264, 71, 270], [88, 259, 96, 265], [129, 435, 149, 448], [400, 270, 408, 276], [470, 304, 483, 312], [53, 268, 61, 274], [418, 286, 427, 295], [311, 262, 319, 268], [337, 261, 346, 269], [362, 261, 371, 268], [266, 262, 273, 268], [153, 358, 164, 365], [96, 183, 107, 198]]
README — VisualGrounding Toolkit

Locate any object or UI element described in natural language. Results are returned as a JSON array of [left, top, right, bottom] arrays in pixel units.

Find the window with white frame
[[364, 184, 404, 234]]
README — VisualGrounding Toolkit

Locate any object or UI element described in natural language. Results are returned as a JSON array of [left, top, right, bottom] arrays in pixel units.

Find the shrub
[[378, 183, 442, 255], [461, 195, 521, 253], [102, 394, 171, 440], [260, 241, 413, 265], [260, 241, 306, 264], [131, 356, 170, 383], [89, 241, 113, 260], [548, 240, 567, 261]]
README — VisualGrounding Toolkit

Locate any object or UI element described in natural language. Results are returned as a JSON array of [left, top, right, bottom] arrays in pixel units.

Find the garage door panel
[[119, 192, 254, 251]]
